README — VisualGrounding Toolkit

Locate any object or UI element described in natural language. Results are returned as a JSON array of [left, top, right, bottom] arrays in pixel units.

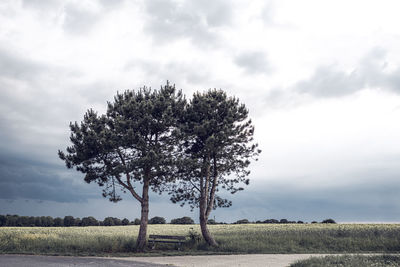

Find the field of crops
[[1, 224, 400, 255]]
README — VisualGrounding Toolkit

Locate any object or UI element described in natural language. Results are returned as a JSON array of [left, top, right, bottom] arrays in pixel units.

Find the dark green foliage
[[5, 215, 17, 226], [235, 219, 250, 224], [74, 218, 81, 226], [291, 255, 400, 267], [170, 216, 194, 224], [132, 218, 141, 225], [0, 215, 6, 226], [0, 214, 139, 227], [27, 217, 35, 226], [41, 216, 54, 227], [58, 83, 185, 202], [63, 216, 75, 227], [170, 89, 260, 211], [264, 219, 279, 223], [322, 218, 336, 224], [207, 219, 216, 224], [148, 216, 166, 224], [81, 216, 99, 226], [53, 217, 64, 227], [34, 217, 42, 227], [103, 217, 115, 226], [113, 218, 122, 226]]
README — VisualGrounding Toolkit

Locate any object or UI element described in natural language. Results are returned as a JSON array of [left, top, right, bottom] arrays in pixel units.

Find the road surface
[[0, 254, 330, 267]]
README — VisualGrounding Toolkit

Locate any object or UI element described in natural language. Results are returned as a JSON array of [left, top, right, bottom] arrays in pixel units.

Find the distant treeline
[[230, 218, 336, 224], [0, 214, 336, 227]]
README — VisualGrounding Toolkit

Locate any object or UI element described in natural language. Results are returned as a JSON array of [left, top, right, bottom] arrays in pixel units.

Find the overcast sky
[[1, 0, 400, 223]]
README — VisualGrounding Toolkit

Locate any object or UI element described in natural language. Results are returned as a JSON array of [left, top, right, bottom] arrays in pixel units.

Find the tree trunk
[[199, 199, 218, 246], [136, 177, 149, 251]]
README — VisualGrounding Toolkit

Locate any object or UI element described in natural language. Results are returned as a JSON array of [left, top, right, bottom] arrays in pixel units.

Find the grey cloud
[[0, 151, 98, 202], [260, 1, 275, 25], [143, 0, 233, 47], [0, 48, 46, 80], [296, 66, 362, 97], [295, 47, 400, 98], [62, 3, 100, 34], [214, 174, 400, 223], [22, 0, 62, 10], [97, 0, 125, 9], [234, 51, 272, 75], [0, 47, 105, 167], [125, 59, 212, 87]]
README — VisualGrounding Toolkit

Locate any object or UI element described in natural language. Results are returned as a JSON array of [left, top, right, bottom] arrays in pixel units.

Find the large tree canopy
[[58, 83, 185, 250], [170, 89, 260, 246]]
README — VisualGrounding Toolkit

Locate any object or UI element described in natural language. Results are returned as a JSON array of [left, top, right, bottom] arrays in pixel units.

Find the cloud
[[21, 0, 63, 10], [294, 47, 400, 98], [234, 51, 272, 75], [295, 66, 363, 97], [143, 0, 233, 47], [0, 48, 46, 80], [97, 0, 125, 9], [62, 2, 101, 35], [0, 151, 97, 202], [212, 172, 400, 223], [124, 59, 212, 88]]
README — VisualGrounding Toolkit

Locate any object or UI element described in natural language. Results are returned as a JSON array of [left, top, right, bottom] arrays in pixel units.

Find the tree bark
[[136, 176, 150, 251], [199, 194, 218, 246]]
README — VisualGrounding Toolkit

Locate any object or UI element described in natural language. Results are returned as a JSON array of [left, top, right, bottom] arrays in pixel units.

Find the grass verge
[[290, 254, 400, 267]]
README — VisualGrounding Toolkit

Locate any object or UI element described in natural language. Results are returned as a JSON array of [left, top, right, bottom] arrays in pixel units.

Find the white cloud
[[1, 0, 400, 221]]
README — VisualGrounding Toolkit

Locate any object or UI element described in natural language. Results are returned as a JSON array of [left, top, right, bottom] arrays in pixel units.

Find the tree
[[103, 217, 115, 226], [81, 216, 99, 226], [207, 219, 216, 224], [122, 218, 130, 225], [74, 217, 81, 226], [54, 217, 64, 227], [113, 217, 122, 226], [170, 89, 260, 246], [148, 216, 166, 224], [264, 219, 279, 224], [322, 218, 336, 224], [63, 216, 75, 227], [235, 219, 250, 224], [34, 217, 42, 227], [170, 216, 194, 224], [59, 83, 185, 250], [0, 215, 6, 226], [28, 217, 35, 226]]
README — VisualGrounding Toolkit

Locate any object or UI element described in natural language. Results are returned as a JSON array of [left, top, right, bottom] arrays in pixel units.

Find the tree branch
[[116, 149, 143, 203], [189, 179, 200, 192]]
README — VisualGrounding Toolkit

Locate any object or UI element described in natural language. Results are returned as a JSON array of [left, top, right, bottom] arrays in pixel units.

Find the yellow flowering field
[[1, 223, 399, 255]]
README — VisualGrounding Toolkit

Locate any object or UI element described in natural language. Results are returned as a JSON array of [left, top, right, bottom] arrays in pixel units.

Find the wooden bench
[[148, 235, 187, 249]]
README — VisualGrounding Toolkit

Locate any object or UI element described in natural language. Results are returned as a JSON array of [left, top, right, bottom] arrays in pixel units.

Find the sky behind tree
[[1, 0, 400, 223]]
